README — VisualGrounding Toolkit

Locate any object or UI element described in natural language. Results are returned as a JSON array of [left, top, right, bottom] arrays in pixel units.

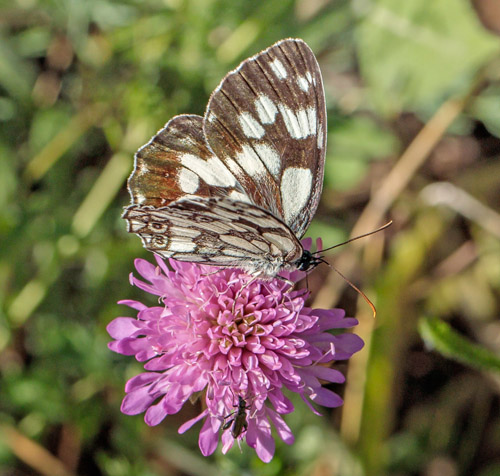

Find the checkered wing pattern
[[204, 39, 326, 238], [127, 114, 245, 208], [123, 39, 326, 277], [125, 197, 302, 276]]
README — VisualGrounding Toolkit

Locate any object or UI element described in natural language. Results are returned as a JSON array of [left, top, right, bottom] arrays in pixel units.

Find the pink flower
[[107, 239, 363, 462]]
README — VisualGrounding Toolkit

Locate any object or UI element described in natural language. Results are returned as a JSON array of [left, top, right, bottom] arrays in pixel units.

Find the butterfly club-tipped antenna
[[303, 221, 393, 318], [313, 221, 393, 257]]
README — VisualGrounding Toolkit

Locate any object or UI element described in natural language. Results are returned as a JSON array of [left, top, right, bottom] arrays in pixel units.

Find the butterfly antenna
[[318, 258, 377, 318], [312, 221, 393, 255]]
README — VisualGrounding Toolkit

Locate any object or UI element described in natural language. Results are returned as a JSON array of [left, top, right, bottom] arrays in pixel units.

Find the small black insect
[[222, 395, 252, 438]]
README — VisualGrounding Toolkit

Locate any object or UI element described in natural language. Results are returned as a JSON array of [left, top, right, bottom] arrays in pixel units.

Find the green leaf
[[329, 115, 396, 161], [418, 316, 500, 373], [325, 115, 397, 189], [470, 85, 500, 139], [356, 0, 500, 116]]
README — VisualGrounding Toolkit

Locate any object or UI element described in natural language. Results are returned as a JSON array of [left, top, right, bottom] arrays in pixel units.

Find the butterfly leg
[[222, 414, 236, 430], [200, 268, 224, 277], [273, 274, 295, 288], [231, 275, 260, 313]]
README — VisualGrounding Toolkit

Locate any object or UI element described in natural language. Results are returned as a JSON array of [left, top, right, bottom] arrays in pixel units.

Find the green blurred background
[[1, 0, 500, 475]]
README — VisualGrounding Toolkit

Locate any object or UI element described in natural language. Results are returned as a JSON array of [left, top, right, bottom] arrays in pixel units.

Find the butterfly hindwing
[[123, 198, 302, 276]]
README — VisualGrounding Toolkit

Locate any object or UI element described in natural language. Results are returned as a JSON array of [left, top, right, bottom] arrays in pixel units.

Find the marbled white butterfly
[[123, 38, 327, 279]]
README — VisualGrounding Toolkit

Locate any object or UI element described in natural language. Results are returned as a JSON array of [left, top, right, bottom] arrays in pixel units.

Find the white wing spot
[[317, 122, 324, 149], [281, 167, 313, 224], [269, 243, 281, 256], [228, 190, 252, 203], [251, 240, 270, 252], [278, 105, 316, 139], [308, 107, 317, 134], [262, 232, 295, 253], [253, 143, 281, 179], [137, 163, 150, 174], [251, 215, 283, 228], [171, 253, 206, 261], [180, 153, 237, 187], [135, 191, 147, 204], [178, 167, 199, 193], [255, 95, 278, 124], [205, 255, 241, 264], [169, 240, 197, 253], [236, 144, 268, 180], [238, 112, 265, 139], [221, 248, 249, 257], [224, 157, 242, 179], [270, 59, 287, 79], [297, 109, 310, 137], [278, 104, 301, 139], [220, 234, 261, 253], [297, 76, 309, 92], [170, 226, 201, 238], [306, 71, 313, 83], [179, 220, 226, 234]]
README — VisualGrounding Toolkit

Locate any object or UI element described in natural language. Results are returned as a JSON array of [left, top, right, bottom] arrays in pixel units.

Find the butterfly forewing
[[124, 39, 327, 277], [128, 115, 247, 207], [204, 39, 326, 238]]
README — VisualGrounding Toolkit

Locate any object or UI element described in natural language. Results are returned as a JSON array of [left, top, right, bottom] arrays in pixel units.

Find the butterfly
[[123, 38, 327, 279]]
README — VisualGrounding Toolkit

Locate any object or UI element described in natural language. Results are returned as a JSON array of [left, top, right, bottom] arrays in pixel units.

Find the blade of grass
[[71, 152, 130, 238], [419, 316, 500, 373], [24, 103, 106, 182], [0, 424, 76, 476]]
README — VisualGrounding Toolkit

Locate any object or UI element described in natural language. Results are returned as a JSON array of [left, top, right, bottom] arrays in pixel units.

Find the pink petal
[[117, 299, 148, 311], [221, 430, 235, 454], [253, 417, 275, 463], [178, 409, 209, 434], [309, 387, 344, 408], [267, 409, 294, 444], [267, 391, 294, 414], [108, 337, 149, 356], [124, 373, 158, 392], [106, 318, 140, 339], [134, 258, 157, 280], [331, 333, 364, 359], [121, 386, 157, 415], [145, 400, 168, 425], [300, 393, 323, 416], [308, 366, 345, 384], [301, 237, 313, 250], [155, 254, 171, 276], [198, 417, 219, 456]]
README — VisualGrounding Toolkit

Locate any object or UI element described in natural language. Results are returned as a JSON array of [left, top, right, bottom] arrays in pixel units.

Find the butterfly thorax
[[241, 252, 299, 279], [293, 249, 323, 272]]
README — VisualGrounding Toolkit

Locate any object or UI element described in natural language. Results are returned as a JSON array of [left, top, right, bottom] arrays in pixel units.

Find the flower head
[[107, 239, 363, 462]]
